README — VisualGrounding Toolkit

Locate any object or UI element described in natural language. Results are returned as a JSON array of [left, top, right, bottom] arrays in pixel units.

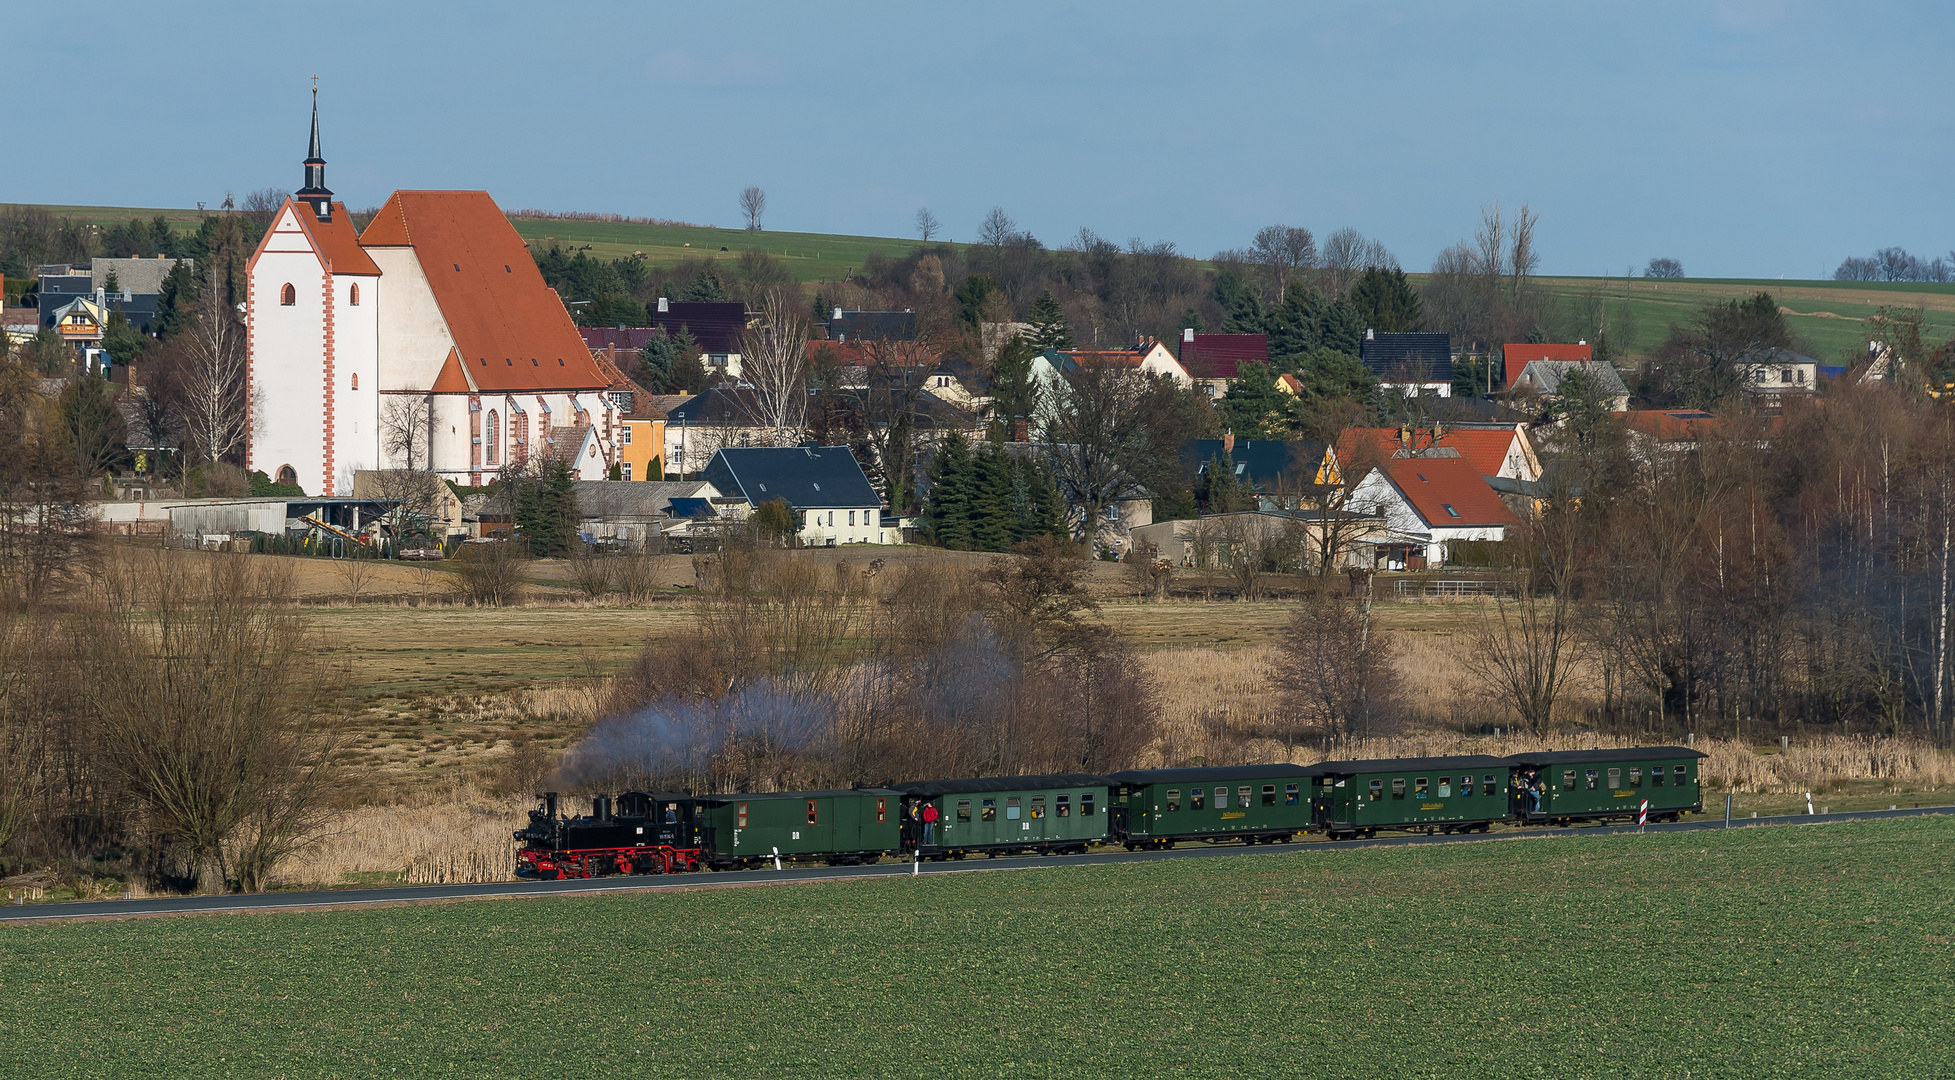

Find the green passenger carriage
[[1504, 747, 1706, 824], [1106, 765, 1315, 848], [696, 787, 902, 869], [891, 775, 1111, 858], [1304, 755, 1514, 839]]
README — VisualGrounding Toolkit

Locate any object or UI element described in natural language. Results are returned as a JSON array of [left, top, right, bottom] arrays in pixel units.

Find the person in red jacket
[[920, 801, 939, 845]]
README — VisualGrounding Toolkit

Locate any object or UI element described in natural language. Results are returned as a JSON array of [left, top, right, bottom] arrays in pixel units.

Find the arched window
[[276, 465, 297, 485], [349, 282, 360, 306], [280, 283, 296, 306], [350, 373, 358, 390], [486, 410, 499, 464]]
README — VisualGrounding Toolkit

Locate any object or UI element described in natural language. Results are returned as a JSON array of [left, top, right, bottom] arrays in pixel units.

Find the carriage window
[[1284, 783, 1299, 806], [1191, 788, 1206, 810], [1030, 796, 1045, 820], [737, 802, 748, 828], [1391, 778, 1406, 798], [1369, 779, 1383, 801], [1584, 770, 1598, 791], [1438, 778, 1453, 798], [807, 800, 818, 824], [956, 800, 972, 823], [1057, 794, 1070, 818], [981, 798, 996, 821], [1006, 797, 1021, 820], [1237, 786, 1251, 808], [1652, 768, 1665, 786], [1414, 778, 1429, 799], [1214, 787, 1228, 808], [1262, 785, 1276, 806], [1607, 768, 1622, 789], [1562, 770, 1577, 790], [1675, 765, 1689, 784], [1081, 793, 1095, 816], [1484, 774, 1496, 796], [875, 797, 887, 824], [1629, 767, 1642, 786], [1166, 789, 1181, 812]]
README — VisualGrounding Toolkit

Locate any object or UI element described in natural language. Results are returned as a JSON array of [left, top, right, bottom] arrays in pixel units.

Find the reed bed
[[275, 785, 526, 888]]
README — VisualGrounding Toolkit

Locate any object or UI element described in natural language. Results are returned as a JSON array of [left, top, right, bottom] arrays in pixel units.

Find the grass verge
[[2, 817, 1947, 1078]]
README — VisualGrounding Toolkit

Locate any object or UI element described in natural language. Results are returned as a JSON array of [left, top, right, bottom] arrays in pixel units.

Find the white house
[[699, 445, 897, 546], [1345, 455, 1518, 569], [246, 94, 623, 495]]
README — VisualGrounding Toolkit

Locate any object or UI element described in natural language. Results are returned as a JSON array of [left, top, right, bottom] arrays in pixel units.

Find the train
[[513, 745, 1706, 880]]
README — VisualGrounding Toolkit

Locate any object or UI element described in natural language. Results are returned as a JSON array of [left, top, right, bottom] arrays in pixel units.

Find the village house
[[1360, 330, 1452, 397], [1128, 509, 1387, 572], [1501, 342, 1592, 388], [700, 445, 897, 546], [1335, 424, 1540, 484], [1511, 359, 1631, 412], [1344, 455, 1520, 569], [1177, 329, 1268, 399], [1178, 433, 1336, 510]]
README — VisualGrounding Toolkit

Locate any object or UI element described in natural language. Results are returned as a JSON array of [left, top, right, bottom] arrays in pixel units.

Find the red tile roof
[[1181, 333, 1268, 380], [292, 200, 380, 276], [1337, 425, 1525, 479], [360, 191, 608, 393], [1376, 456, 1518, 527], [1617, 409, 1720, 442], [1277, 373, 1304, 395], [429, 348, 473, 393], [1502, 343, 1590, 388]]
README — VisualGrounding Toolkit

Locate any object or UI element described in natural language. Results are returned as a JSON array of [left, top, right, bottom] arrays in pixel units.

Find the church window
[[486, 411, 500, 465], [349, 283, 360, 305], [276, 465, 297, 485], [280, 283, 295, 306]]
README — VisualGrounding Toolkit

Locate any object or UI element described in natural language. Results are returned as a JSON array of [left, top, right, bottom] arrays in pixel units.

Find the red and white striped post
[[1637, 800, 1649, 829]]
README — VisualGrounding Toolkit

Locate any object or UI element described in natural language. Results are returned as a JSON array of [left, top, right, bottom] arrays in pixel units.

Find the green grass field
[[2, 817, 1946, 1078]]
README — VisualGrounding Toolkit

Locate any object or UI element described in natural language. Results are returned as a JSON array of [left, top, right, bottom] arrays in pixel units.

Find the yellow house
[[616, 412, 667, 482]]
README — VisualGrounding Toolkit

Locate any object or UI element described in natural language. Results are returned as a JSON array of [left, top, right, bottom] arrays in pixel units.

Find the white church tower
[[246, 89, 382, 496]]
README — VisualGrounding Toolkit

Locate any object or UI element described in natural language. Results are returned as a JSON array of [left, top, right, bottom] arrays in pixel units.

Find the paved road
[[4, 804, 1946, 924]]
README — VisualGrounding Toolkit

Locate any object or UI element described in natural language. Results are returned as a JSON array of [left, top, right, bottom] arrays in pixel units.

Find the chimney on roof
[[1365, 328, 1376, 341], [1579, 339, 1587, 346], [1222, 430, 1235, 456], [657, 297, 669, 313], [1183, 327, 1194, 343], [1013, 415, 1027, 443], [833, 307, 843, 321]]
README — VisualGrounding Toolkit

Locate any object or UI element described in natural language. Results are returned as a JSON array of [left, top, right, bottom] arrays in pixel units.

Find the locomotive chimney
[[544, 792, 558, 819]]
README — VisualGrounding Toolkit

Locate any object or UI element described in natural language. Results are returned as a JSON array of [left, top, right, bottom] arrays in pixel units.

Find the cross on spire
[[297, 80, 333, 221]]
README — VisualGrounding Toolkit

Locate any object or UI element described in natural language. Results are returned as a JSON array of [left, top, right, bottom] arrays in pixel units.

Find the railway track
[[4, 803, 1946, 924]]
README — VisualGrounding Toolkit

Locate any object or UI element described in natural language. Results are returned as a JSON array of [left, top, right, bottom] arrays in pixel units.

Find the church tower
[[295, 86, 334, 222], [244, 87, 382, 496]]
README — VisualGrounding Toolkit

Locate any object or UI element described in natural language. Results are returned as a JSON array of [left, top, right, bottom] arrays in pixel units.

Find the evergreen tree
[[1348, 267, 1425, 333], [1223, 288, 1266, 334], [1290, 346, 1376, 401], [680, 270, 730, 303], [967, 445, 1013, 551], [1266, 284, 1326, 366], [101, 310, 147, 366], [924, 431, 976, 549], [954, 274, 1000, 332], [1027, 290, 1073, 350], [155, 259, 201, 338], [1318, 299, 1365, 357], [514, 459, 580, 557], [989, 334, 1040, 437], [103, 268, 121, 294], [1198, 452, 1248, 513], [1220, 361, 1294, 440], [1180, 307, 1205, 334], [1211, 270, 1249, 315], [1020, 456, 1066, 540]]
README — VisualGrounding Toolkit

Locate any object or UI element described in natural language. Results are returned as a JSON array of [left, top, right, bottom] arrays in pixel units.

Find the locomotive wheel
[[952, 851, 966, 861]]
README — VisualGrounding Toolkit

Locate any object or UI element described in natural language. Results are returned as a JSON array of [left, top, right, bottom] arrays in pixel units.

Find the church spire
[[296, 81, 333, 222]]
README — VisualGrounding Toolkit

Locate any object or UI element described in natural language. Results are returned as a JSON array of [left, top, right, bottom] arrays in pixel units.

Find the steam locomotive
[[515, 746, 1707, 879]]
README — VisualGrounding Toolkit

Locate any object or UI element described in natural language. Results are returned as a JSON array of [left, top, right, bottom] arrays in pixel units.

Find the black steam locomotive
[[514, 792, 706, 879]]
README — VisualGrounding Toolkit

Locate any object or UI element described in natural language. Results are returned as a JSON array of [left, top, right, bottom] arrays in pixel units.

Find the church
[[246, 95, 622, 494]]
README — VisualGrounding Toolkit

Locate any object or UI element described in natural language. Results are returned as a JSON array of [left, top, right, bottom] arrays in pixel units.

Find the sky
[[13, 0, 1952, 278]]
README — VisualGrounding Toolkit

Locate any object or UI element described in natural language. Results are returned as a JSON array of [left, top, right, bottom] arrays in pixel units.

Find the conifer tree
[[1348, 267, 1426, 333], [1027, 290, 1073, 350], [968, 445, 1013, 552], [1221, 361, 1294, 440], [925, 431, 976, 549], [680, 270, 730, 303]]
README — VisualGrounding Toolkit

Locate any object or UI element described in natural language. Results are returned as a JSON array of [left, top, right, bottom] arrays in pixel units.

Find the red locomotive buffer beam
[[518, 845, 703, 880]]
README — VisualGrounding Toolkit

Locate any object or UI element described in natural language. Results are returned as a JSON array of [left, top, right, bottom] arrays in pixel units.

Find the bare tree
[[1319, 227, 1365, 297], [173, 268, 251, 467], [1221, 517, 1267, 601], [979, 206, 1017, 251], [91, 552, 341, 893], [739, 186, 766, 232], [736, 290, 811, 445], [379, 394, 433, 471], [454, 539, 528, 607], [1038, 359, 1160, 547], [915, 206, 941, 242], [1509, 203, 1539, 301], [1462, 506, 1585, 733], [1252, 224, 1316, 298], [1474, 203, 1507, 279], [334, 548, 378, 603], [1273, 587, 1400, 750], [240, 188, 288, 231]]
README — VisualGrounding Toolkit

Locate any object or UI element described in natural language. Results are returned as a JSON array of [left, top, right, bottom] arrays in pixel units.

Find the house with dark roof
[[824, 308, 917, 342], [1359, 330, 1453, 397], [579, 296, 752, 379], [1178, 435, 1334, 509], [1177, 329, 1268, 399], [700, 445, 896, 545], [1345, 455, 1519, 569]]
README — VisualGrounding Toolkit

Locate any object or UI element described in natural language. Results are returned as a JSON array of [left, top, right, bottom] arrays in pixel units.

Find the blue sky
[[14, 1, 1950, 278]]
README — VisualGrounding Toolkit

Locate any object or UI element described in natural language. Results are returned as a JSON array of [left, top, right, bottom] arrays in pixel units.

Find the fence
[[1394, 577, 1516, 599]]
